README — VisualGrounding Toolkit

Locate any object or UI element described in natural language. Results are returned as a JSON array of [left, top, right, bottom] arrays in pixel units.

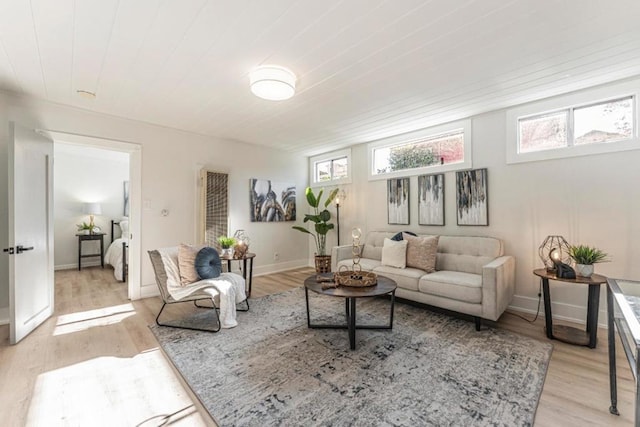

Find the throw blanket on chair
[[158, 247, 247, 328]]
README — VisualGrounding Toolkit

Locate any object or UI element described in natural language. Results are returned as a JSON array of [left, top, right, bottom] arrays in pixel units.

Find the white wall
[[53, 144, 129, 269], [0, 92, 309, 313], [332, 85, 640, 326]]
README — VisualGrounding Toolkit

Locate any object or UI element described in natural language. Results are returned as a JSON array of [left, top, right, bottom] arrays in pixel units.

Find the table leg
[[607, 284, 619, 415], [542, 278, 553, 339], [345, 298, 349, 319], [389, 291, 395, 328], [247, 257, 254, 295], [226, 259, 231, 274], [305, 287, 311, 328], [100, 236, 104, 268], [586, 284, 601, 348], [78, 238, 81, 271], [348, 297, 356, 350]]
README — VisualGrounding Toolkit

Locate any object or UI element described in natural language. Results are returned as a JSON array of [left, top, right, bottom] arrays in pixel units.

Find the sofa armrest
[[481, 256, 516, 321], [331, 244, 362, 271]]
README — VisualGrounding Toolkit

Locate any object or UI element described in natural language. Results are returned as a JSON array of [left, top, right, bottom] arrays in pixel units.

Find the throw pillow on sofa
[[403, 233, 439, 273], [381, 238, 408, 268], [391, 230, 417, 241]]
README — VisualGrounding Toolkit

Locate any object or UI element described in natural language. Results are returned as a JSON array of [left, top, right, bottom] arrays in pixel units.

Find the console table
[[533, 268, 607, 348], [77, 233, 105, 270], [220, 253, 255, 295], [607, 277, 640, 424]]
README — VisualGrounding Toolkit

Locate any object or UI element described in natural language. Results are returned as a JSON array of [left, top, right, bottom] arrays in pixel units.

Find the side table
[[220, 253, 255, 295], [533, 268, 607, 348], [77, 233, 106, 270]]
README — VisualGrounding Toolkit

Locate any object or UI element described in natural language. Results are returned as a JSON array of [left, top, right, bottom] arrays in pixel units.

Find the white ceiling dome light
[[249, 65, 296, 101]]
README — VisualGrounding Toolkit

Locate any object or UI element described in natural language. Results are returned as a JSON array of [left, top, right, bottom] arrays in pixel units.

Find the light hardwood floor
[[0, 266, 635, 426]]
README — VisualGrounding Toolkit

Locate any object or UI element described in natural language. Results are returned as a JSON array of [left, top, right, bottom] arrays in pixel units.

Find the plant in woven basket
[[292, 187, 339, 256]]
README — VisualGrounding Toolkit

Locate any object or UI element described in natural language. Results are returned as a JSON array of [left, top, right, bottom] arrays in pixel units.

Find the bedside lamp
[[83, 202, 102, 234]]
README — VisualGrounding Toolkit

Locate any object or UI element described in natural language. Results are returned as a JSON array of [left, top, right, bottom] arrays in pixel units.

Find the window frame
[[367, 119, 472, 181], [507, 80, 640, 164], [309, 148, 352, 187]]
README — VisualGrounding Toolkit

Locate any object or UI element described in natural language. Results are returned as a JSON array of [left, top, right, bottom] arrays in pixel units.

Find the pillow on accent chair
[[391, 231, 417, 241], [178, 243, 200, 286], [404, 233, 439, 273], [381, 238, 408, 268], [195, 247, 222, 279]]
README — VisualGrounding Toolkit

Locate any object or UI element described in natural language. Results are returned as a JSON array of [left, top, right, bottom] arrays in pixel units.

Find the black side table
[[77, 233, 106, 270], [534, 268, 607, 348]]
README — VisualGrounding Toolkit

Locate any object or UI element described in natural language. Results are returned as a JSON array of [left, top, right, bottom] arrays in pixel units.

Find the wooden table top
[[304, 273, 397, 298], [533, 268, 607, 285]]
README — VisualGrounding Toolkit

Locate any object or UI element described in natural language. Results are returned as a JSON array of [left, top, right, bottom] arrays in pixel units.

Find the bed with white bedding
[[105, 219, 129, 282]]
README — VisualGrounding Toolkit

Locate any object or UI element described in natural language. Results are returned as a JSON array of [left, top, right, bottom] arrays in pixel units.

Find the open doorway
[[53, 143, 129, 283], [44, 130, 141, 300]]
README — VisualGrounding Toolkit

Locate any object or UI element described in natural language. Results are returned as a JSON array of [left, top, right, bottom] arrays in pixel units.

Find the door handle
[[3, 247, 14, 254], [16, 245, 34, 254]]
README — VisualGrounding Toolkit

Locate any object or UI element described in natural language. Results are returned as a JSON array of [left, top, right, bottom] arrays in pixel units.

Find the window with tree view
[[518, 96, 634, 153], [373, 130, 464, 175], [315, 156, 348, 182]]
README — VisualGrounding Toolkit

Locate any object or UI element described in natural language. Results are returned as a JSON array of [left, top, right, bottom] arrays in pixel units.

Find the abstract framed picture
[[250, 179, 296, 222], [456, 168, 488, 226], [387, 177, 410, 225], [418, 174, 444, 226]]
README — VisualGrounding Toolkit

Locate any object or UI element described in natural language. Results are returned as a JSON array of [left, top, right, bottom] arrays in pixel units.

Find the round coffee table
[[304, 273, 397, 350]]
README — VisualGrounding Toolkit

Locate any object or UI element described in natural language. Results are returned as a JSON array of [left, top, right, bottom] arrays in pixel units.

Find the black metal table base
[[305, 287, 395, 350]]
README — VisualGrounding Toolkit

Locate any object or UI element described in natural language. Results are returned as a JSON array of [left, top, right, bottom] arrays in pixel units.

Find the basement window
[[310, 149, 351, 186], [368, 119, 472, 180], [507, 79, 640, 164]]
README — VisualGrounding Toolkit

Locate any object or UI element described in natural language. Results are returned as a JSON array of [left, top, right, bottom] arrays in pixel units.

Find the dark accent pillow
[[195, 247, 222, 279], [391, 231, 417, 241]]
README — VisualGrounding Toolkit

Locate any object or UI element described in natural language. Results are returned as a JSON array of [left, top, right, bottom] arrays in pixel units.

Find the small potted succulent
[[217, 236, 237, 258], [568, 244, 609, 277]]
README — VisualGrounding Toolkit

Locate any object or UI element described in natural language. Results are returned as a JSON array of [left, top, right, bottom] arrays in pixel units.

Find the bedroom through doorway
[[44, 130, 142, 300]]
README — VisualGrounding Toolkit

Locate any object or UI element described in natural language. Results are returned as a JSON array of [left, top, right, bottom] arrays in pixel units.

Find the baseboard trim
[[55, 262, 102, 270], [509, 294, 608, 329]]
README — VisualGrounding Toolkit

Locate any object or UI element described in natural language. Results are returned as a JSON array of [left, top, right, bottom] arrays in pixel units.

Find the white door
[[6, 123, 54, 344]]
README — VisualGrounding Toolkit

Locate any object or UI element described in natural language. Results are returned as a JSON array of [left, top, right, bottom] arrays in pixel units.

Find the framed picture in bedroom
[[250, 179, 296, 222], [387, 177, 410, 225], [418, 174, 444, 226], [456, 168, 488, 226]]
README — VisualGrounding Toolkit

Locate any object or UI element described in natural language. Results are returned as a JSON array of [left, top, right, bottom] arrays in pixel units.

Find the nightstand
[[76, 233, 106, 270]]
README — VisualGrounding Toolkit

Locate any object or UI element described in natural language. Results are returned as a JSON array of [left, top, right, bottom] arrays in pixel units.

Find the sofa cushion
[[436, 236, 503, 275], [373, 266, 424, 292], [418, 271, 482, 303], [381, 238, 407, 268], [362, 232, 395, 260], [404, 233, 439, 273], [391, 231, 417, 241]]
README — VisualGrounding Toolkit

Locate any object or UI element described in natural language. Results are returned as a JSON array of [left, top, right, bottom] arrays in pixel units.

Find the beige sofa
[[331, 231, 515, 329]]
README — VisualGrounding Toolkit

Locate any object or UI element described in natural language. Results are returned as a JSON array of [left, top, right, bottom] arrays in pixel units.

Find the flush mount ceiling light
[[249, 65, 296, 101]]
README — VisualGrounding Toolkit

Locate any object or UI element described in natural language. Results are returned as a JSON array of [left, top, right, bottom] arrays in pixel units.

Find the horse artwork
[[250, 179, 296, 222]]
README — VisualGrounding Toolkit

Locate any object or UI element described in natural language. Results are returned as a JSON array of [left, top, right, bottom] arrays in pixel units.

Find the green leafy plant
[[569, 244, 609, 265], [217, 236, 236, 248], [292, 187, 339, 256], [76, 222, 93, 231]]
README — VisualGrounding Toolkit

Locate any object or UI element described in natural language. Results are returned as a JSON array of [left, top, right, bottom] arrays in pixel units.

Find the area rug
[[150, 288, 552, 427]]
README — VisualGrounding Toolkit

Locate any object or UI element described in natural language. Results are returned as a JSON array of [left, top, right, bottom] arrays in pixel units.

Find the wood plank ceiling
[[0, 0, 639, 155]]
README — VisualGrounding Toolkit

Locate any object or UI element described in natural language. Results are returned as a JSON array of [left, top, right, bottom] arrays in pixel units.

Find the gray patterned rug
[[150, 288, 552, 426]]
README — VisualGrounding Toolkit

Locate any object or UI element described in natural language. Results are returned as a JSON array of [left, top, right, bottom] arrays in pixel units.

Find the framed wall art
[[387, 177, 410, 225], [418, 174, 444, 226], [250, 179, 296, 222], [456, 168, 488, 226]]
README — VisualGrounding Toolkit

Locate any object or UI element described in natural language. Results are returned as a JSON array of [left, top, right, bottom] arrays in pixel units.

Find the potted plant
[[568, 244, 609, 277], [217, 236, 237, 258], [292, 187, 339, 273], [76, 222, 100, 235]]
